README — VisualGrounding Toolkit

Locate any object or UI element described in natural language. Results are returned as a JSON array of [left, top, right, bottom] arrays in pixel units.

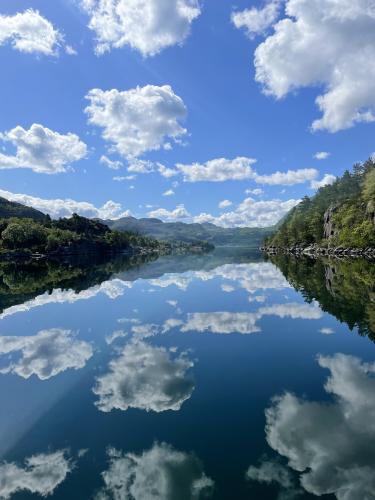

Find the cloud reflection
[[250, 354, 375, 499], [96, 443, 214, 499], [93, 341, 194, 413], [0, 328, 93, 380]]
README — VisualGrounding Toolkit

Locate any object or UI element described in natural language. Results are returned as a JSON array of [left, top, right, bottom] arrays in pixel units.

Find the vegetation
[[0, 213, 177, 256], [268, 253, 375, 342], [105, 217, 274, 248], [265, 157, 375, 248], [0, 196, 47, 221]]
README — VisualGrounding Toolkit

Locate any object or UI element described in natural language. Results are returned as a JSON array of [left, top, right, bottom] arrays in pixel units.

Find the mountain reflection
[[97, 443, 214, 499], [249, 353, 375, 499], [268, 254, 375, 341]]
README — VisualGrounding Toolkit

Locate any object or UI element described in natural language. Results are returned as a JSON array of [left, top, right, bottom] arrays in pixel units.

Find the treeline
[[0, 213, 165, 255], [265, 157, 375, 248]]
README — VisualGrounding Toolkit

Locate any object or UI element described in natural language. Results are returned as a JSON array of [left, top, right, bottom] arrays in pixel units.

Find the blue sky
[[0, 0, 375, 226]]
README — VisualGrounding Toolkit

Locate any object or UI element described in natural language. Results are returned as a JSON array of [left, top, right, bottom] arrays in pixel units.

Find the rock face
[[324, 206, 337, 239]]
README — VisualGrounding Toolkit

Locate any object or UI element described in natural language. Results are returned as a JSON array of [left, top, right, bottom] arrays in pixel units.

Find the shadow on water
[[267, 253, 375, 342]]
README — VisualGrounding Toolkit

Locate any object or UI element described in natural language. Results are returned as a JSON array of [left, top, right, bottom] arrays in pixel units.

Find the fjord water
[[0, 250, 374, 499]]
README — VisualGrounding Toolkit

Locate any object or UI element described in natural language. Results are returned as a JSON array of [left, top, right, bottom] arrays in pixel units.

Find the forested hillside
[[265, 157, 375, 248]]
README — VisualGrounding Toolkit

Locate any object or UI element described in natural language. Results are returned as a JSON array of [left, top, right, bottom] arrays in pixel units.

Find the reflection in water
[[93, 341, 195, 413], [97, 443, 214, 500], [0, 450, 72, 499], [250, 353, 375, 499], [269, 254, 375, 341], [246, 460, 302, 499], [0, 328, 93, 380]]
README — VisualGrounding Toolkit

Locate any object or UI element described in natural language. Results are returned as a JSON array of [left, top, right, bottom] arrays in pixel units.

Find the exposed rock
[[323, 206, 338, 239]]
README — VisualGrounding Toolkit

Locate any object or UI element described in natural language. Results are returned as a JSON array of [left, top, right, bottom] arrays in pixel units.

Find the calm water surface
[[0, 249, 374, 499]]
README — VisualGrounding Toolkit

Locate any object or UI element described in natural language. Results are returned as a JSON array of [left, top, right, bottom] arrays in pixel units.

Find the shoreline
[[261, 245, 375, 258]]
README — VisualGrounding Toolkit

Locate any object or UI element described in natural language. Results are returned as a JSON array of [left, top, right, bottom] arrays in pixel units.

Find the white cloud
[[97, 443, 213, 499], [310, 173, 336, 190], [85, 85, 187, 158], [254, 168, 318, 185], [246, 188, 264, 195], [176, 157, 257, 182], [100, 155, 123, 169], [252, 0, 375, 132], [93, 341, 194, 413], [0, 124, 87, 174], [180, 302, 322, 335], [319, 327, 334, 335], [0, 279, 132, 319], [0, 450, 72, 499], [148, 204, 190, 221], [314, 151, 330, 160], [263, 353, 375, 499], [113, 175, 135, 182], [219, 199, 232, 209], [182, 312, 261, 335], [0, 329, 93, 380], [163, 189, 175, 197], [80, 0, 201, 56], [158, 163, 179, 178], [247, 460, 302, 499], [0, 9, 63, 56], [194, 197, 300, 228], [232, 0, 282, 38], [0, 189, 130, 220]]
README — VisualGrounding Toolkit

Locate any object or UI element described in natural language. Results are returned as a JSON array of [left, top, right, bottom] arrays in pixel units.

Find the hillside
[[105, 217, 274, 247], [264, 157, 375, 250], [0, 196, 46, 221]]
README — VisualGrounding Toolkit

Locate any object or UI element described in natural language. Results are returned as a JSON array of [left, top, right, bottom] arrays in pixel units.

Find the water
[[0, 249, 375, 499]]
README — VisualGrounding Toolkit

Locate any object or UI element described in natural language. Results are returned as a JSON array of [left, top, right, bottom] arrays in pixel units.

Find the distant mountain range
[[0, 196, 275, 248], [105, 216, 274, 247]]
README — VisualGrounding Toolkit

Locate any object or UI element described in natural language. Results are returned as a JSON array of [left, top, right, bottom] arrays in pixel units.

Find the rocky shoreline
[[261, 244, 375, 258]]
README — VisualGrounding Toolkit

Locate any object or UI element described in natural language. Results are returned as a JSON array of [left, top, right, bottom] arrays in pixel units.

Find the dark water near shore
[[0, 249, 375, 499]]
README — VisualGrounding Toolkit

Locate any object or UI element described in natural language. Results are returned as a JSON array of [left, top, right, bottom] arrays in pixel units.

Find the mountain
[[264, 157, 375, 250], [0, 197, 47, 221], [105, 217, 274, 247]]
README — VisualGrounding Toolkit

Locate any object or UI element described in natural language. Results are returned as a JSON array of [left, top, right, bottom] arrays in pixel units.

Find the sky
[[0, 0, 375, 227]]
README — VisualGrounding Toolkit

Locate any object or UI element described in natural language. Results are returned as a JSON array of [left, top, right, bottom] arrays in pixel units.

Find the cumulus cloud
[[254, 168, 318, 185], [219, 199, 232, 209], [80, 0, 201, 56], [245, 188, 264, 196], [0, 9, 64, 56], [0, 450, 72, 499], [310, 173, 336, 190], [182, 312, 261, 335], [251, 0, 375, 132], [232, 0, 282, 38], [261, 353, 375, 499], [100, 155, 123, 170], [246, 460, 302, 500], [0, 124, 87, 174], [193, 197, 300, 228], [0, 189, 130, 220], [176, 157, 257, 182], [97, 443, 213, 499], [148, 204, 191, 221], [0, 329, 93, 380], [314, 151, 330, 160], [93, 341, 194, 413], [180, 302, 322, 335], [85, 85, 187, 158], [163, 189, 175, 197], [0, 279, 132, 319]]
